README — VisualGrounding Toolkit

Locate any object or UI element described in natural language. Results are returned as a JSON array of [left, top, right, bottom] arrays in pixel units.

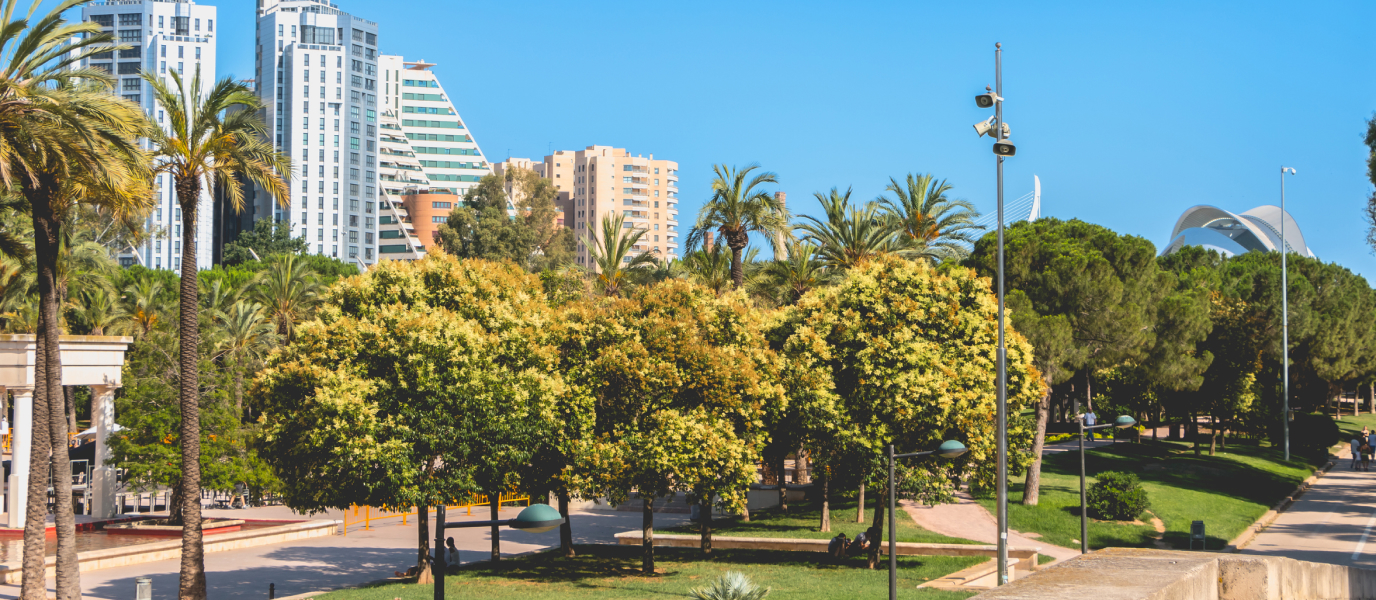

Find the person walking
[[1355, 437, 1365, 470], [1362, 433, 1372, 472], [1085, 410, 1098, 441]]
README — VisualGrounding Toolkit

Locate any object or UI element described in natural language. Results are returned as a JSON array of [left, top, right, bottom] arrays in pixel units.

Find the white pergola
[[0, 335, 130, 528]]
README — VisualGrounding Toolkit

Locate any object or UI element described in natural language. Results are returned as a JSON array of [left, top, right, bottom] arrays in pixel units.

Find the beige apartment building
[[494, 145, 679, 270]]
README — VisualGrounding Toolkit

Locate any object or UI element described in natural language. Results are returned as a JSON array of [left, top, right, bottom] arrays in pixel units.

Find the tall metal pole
[[1280, 167, 1292, 462], [434, 505, 446, 600], [994, 41, 1009, 586], [1077, 399, 1088, 554], [888, 444, 897, 600]]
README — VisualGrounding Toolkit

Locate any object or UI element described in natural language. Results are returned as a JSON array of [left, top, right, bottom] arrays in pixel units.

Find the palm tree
[[0, 3, 152, 589], [680, 244, 734, 296], [755, 241, 833, 306], [795, 187, 897, 270], [876, 173, 982, 263], [214, 300, 275, 415], [142, 67, 291, 600], [69, 288, 124, 336], [584, 213, 656, 297], [251, 255, 319, 342], [118, 274, 167, 339], [686, 164, 790, 289]]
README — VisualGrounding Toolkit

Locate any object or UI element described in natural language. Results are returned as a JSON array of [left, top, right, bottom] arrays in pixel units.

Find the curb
[[1224, 456, 1336, 553]]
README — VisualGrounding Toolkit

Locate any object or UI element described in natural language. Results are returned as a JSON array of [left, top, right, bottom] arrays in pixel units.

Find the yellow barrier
[[342, 493, 531, 534]]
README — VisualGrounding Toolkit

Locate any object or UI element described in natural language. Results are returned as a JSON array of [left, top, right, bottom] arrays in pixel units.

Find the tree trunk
[[728, 240, 745, 289], [1022, 381, 1052, 506], [34, 203, 79, 600], [1209, 414, 1217, 456], [557, 489, 574, 558], [20, 318, 52, 600], [777, 456, 788, 514], [489, 493, 500, 562], [175, 184, 207, 600], [796, 447, 811, 484], [699, 495, 712, 555], [867, 482, 886, 569], [63, 386, 75, 434], [233, 357, 244, 419], [1192, 410, 1201, 456], [415, 507, 433, 584], [642, 494, 655, 574], [856, 484, 865, 523], [820, 476, 830, 533]]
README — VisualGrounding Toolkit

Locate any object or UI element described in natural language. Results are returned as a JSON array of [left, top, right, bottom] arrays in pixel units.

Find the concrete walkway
[[0, 505, 689, 600], [1241, 447, 1376, 568], [902, 437, 1123, 567]]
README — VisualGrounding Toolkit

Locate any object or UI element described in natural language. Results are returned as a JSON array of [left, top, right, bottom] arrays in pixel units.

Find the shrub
[[689, 572, 770, 600], [1087, 471, 1150, 521], [1289, 412, 1339, 453]]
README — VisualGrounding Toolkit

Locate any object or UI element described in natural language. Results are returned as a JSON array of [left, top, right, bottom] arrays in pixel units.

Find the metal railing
[[342, 492, 529, 534]]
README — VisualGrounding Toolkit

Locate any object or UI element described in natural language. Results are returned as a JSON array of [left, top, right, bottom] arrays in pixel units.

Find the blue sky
[[86, 1, 1376, 278]]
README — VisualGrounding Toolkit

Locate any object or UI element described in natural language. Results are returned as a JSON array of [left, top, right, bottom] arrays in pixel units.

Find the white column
[[91, 384, 117, 519], [7, 388, 32, 528]]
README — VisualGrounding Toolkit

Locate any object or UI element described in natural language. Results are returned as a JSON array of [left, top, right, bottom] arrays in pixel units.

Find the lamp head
[[1114, 415, 1138, 429], [936, 439, 969, 459], [1282, 167, 1296, 175], [509, 503, 564, 533]]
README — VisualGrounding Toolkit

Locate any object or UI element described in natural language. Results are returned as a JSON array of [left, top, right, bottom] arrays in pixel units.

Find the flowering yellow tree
[[777, 256, 1043, 567], [253, 256, 563, 579]]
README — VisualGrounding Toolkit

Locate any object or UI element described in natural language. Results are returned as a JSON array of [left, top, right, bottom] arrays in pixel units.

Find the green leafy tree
[[221, 219, 308, 266], [775, 256, 1042, 567], [143, 67, 291, 600], [686, 164, 790, 288], [560, 280, 783, 570], [966, 218, 1166, 506], [877, 173, 982, 263], [435, 169, 575, 270], [251, 254, 321, 342], [253, 255, 561, 580]]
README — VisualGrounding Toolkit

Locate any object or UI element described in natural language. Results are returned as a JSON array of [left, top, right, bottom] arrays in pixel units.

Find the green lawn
[[1336, 413, 1376, 445], [316, 544, 980, 600], [665, 497, 982, 545], [977, 439, 1323, 551]]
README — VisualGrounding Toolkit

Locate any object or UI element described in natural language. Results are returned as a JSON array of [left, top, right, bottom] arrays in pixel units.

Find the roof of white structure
[[1164, 204, 1314, 258]]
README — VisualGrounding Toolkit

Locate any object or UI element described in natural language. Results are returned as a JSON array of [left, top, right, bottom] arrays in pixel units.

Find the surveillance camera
[[975, 93, 997, 109], [973, 117, 996, 138], [993, 140, 1017, 157]]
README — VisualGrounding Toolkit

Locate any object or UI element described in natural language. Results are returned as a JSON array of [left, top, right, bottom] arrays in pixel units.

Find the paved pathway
[[0, 505, 687, 600], [1240, 448, 1376, 567]]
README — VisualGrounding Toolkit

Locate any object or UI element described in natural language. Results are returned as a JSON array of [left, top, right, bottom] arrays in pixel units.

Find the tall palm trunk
[[175, 181, 207, 600], [1022, 378, 1053, 506], [20, 314, 51, 600], [64, 387, 76, 434], [33, 203, 79, 599]]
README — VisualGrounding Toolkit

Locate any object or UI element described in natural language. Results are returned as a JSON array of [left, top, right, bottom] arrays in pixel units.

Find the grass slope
[[979, 440, 1323, 551], [316, 544, 980, 600], [665, 498, 982, 545]]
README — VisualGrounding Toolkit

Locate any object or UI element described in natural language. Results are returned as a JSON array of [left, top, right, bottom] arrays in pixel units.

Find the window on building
[[91, 14, 112, 27], [118, 13, 140, 26], [119, 29, 140, 43], [172, 16, 189, 35]]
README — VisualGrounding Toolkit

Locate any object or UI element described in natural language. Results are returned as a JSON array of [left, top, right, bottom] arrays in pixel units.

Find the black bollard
[[269, 583, 275, 599], [433, 505, 446, 600]]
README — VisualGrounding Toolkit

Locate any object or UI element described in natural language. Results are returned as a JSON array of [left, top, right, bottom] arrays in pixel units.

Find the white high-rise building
[[378, 56, 492, 199], [255, 0, 381, 266], [81, 0, 218, 271]]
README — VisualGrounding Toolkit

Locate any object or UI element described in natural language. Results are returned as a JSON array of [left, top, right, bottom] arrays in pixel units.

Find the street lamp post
[[433, 503, 566, 600], [1280, 166, 1296, 462], [1076, 410, 1138, 555], [973, 41, 1016, 586], [888, 441, 969, 600]]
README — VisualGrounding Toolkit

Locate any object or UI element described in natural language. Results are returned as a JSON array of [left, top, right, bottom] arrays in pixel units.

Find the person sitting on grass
[[848, 527, 879, 556], [447, 537, 460, 567], [827, 533, 849, 560]]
